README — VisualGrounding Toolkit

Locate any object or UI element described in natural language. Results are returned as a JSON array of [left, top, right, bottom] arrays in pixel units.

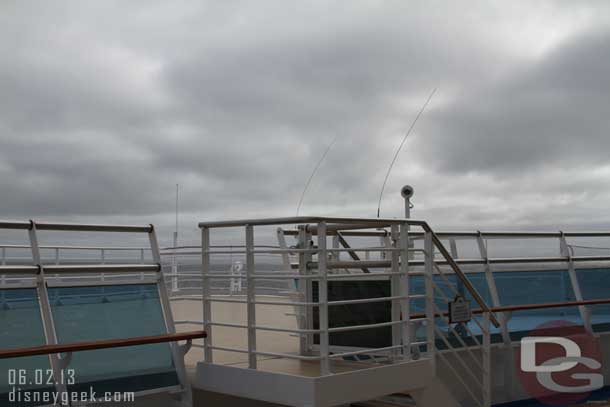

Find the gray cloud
[[2, 1, 610, 244], [421, 28, 610, 174]]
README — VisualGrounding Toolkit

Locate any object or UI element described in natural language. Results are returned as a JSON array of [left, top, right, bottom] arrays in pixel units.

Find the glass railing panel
[[48, 283, 179, 395], [494, 270, 579, 339], [576, 267, 610, 332], [0, 288, 54, 406], [426, 270, 498, 343]]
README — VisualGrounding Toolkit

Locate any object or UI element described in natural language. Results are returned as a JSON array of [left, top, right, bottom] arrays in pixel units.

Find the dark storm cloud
[[1, 0, 610, 241]]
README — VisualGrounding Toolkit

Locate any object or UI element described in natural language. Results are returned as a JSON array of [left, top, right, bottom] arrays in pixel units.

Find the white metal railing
[[0, 220, 193, 406], [196, 216, 498, 383], [0, 242, 289, 297], [5, 221, 610, 405]]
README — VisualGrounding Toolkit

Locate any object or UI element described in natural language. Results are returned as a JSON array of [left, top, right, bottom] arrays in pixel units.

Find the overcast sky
[[2, 1, 610, 244]]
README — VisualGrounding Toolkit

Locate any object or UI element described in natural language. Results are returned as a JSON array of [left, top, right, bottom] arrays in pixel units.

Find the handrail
[[198, 216, 406, 228], [424, 225, 500, 328], [0, 220, 154, 233], [198, 217, 501, 328], [410, 297, 610, 320], [410, 231, 610, 238], [0, 265, 40, 274], [32, 221, 153, 233], [284, 229, 610, 239], [0, 244, 280, 252], [0, 244, 150, 251], [486, 298, 610, 314], [0, 330, 206, 359], [43, 264, 161, 274], [0, 220, 31, 230]]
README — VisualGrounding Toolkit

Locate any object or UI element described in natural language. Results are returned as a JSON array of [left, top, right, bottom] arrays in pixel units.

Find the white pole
[[318, 222, 330, 375], [172, 184, 179, 293], [401, 185, 414, 220]]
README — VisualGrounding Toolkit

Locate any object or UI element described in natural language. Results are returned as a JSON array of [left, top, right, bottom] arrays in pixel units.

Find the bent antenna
[[376, 88, 436, 217], [296, 136, 338, 216]]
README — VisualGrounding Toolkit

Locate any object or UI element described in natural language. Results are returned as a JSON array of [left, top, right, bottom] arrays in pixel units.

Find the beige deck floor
[[172, 295, 381, 376], [173, 295, 302, 370]]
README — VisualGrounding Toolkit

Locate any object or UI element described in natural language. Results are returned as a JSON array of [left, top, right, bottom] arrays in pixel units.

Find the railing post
[[332, 235, 340, 261], [399, 222, 411, 359], [297, 226, 313, 355], [380, 234, 391, 260], [276, 228, 292, 272], [246, 225, 257, 369], [171, 249, 179, 293], [150, 225, 192, 406], [476, 233, 509, 344], [424, 230, 435, 366], [1, 247, 5, 292], [560, 233, 592, 334], [140, 248, 146, 283], [54, 247, 59, 265], [390, 224, 401, 360], [318, 222, 330, 375], [483, 312, 492, 407], [29, 223, 69, 404], [201, 226, 213, 363]]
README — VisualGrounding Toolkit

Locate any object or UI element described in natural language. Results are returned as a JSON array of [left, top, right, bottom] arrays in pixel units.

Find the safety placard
[[448, 295, 471, 324]]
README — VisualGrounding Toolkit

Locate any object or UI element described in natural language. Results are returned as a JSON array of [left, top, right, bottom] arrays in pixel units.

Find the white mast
[[171, 184, 179, 292]]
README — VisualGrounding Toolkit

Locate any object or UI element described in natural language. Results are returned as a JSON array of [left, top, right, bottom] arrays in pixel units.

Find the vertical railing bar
[[560, 233, 592, 333], [318, 222, 330, 375], [475, 232, 515, 400], [276, 228, 292, 299], [28, 223, 68, 403], [431, 284, 484, 347], [140, 248, 146, 281], [306, 228, 314, 353], [436, 347, 484, 407], [201, 227, 213, 362], [424, 230, 436, 367], [432, 303, 483, 366], [332, 234, 340, 261], [399, 222, 410, 359], [433, 325, 484, 387], [171, 247, 179, 293], [246, 225, 257, 369], [483, 312, 492, 407], [449, 238, 458, 259], [100, 248, 106, 283], [150, 225, 192, 406], [1, 247, 5, 300], [297, 226, 310, 355], [432, 262, 489, 335], [476, 233, 509, 344], [390, 225, 401, 360]]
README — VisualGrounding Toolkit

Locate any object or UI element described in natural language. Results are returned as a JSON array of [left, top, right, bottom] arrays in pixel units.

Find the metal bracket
[[178, 339, 193, 357], [57, 352, 73, 370]]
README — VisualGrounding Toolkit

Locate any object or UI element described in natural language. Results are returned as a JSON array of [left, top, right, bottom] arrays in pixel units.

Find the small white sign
[[449, 295, 471, 324]]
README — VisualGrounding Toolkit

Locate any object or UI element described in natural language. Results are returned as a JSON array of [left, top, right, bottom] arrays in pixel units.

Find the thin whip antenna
[[296, 136, 338, 216], [376, 88, 436, 217], [173, 183, 179, 247]]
